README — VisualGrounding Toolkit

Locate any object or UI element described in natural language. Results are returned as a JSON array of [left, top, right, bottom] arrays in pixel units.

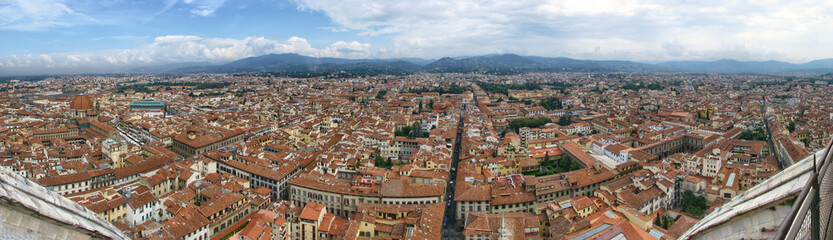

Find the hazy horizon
[[2, 0, 833, 75]]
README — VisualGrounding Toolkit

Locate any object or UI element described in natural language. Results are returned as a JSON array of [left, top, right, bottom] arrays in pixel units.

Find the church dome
[[69, 94, 94, 110]]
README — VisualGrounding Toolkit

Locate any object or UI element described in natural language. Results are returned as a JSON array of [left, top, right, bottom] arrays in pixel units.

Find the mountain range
[[128, 53, 833, 75]]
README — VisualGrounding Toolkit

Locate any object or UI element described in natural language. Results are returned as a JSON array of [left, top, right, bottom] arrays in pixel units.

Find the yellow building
[[299, 202, 327, 240], [484, 157, 522, 176], [87, 197, 128, 223], [571, 197, 596, 218]]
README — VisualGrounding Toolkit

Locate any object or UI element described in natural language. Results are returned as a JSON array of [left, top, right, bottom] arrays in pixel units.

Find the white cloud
[[661, 41, 685, 57], [293, 0, 833, 62], [3, 0, 833, 71], [320, 26, 350, 32], [156, 0, 179, 15], [0, 0, 95, 31], [0, 36, 374, 72], [321, 41, 372, 57], [38, 54, 53, 63], [0, 0, 230, 32], [66, 55, 81, 62], [183, 0, 227, 16]]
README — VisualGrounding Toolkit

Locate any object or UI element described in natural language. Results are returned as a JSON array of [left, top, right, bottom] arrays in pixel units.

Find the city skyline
[[2, 0, 833, 75], [1, 70, 825, 239]]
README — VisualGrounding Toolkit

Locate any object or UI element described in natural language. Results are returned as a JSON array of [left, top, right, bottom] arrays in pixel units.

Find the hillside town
[[0, 71, 827, 239]]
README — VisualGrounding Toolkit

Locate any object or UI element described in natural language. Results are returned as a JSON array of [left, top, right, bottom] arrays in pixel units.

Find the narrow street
[[762, 97, 789, 170], [442, 104, 466, 239]]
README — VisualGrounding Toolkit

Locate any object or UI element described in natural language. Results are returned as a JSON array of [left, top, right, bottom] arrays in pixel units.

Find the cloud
[[0, 35, 373, 72], [38, 54, 53, 63], [3, 0, 833, 71], [183, 0, 227, 16], [292, 0, 833, 62], [320, 26, 350, 32], [661, 41, 685, 57], [322, 41, 372, 56], [0, 0, 230, 32], [156, 0, 179, 15], [0, 0, 95, 31]]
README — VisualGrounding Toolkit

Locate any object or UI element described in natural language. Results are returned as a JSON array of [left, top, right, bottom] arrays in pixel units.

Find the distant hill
[[657, 59, 833, 73], [166, 53, 424, 74], [525, 56, 666, 72], [423, 54, 544, 73], [421, 54, 665, 73], [146, 53, 833, 75], [128, 62, 215, 73]]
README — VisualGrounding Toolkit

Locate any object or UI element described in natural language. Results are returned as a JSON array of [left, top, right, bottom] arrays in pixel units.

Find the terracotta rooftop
[[300, 202, 326, 221], [70, 94, 94, 110]]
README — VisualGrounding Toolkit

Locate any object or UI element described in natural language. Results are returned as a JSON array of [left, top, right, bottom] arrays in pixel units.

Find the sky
[[1, 0, 833, 75]]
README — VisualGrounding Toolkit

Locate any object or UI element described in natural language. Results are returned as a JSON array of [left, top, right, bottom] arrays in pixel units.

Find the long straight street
[[442, 104, 466, 239]]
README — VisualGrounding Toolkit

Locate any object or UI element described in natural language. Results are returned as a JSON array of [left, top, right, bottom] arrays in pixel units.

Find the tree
[[407, 85, 467, 94], [408, 121, 425, 138], [739, 127, 767, 141], [558, 115, 573, 126], [523, 155, 581, 176], [654, 215, 675, 229], [538, 97, 563, 110], [475, 81, 543, 95], [509, 117, 552, 132], [787, 121, 796, 133], [681, 190, 707, 216], [374, 155, 393, 169], [395, 126, 412, 137]]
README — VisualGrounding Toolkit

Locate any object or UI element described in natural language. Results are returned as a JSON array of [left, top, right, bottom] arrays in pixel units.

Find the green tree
[[653, 215, 675, 229], [509, 117, 552, 132], [739, 127, 767, 141], [376, 90, 387, 99], [475, 81, 543, 95], [787, 121, 796, 133], [538, 97, 563, 110], [681, 190, 707, 216], [408, 121, 424, 138], [395, 126, 412, 137], [524, 155, 581, 176], [374, 155, 393, 169], [558, 115, 573, 126], [801, 138, 812, 148]]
